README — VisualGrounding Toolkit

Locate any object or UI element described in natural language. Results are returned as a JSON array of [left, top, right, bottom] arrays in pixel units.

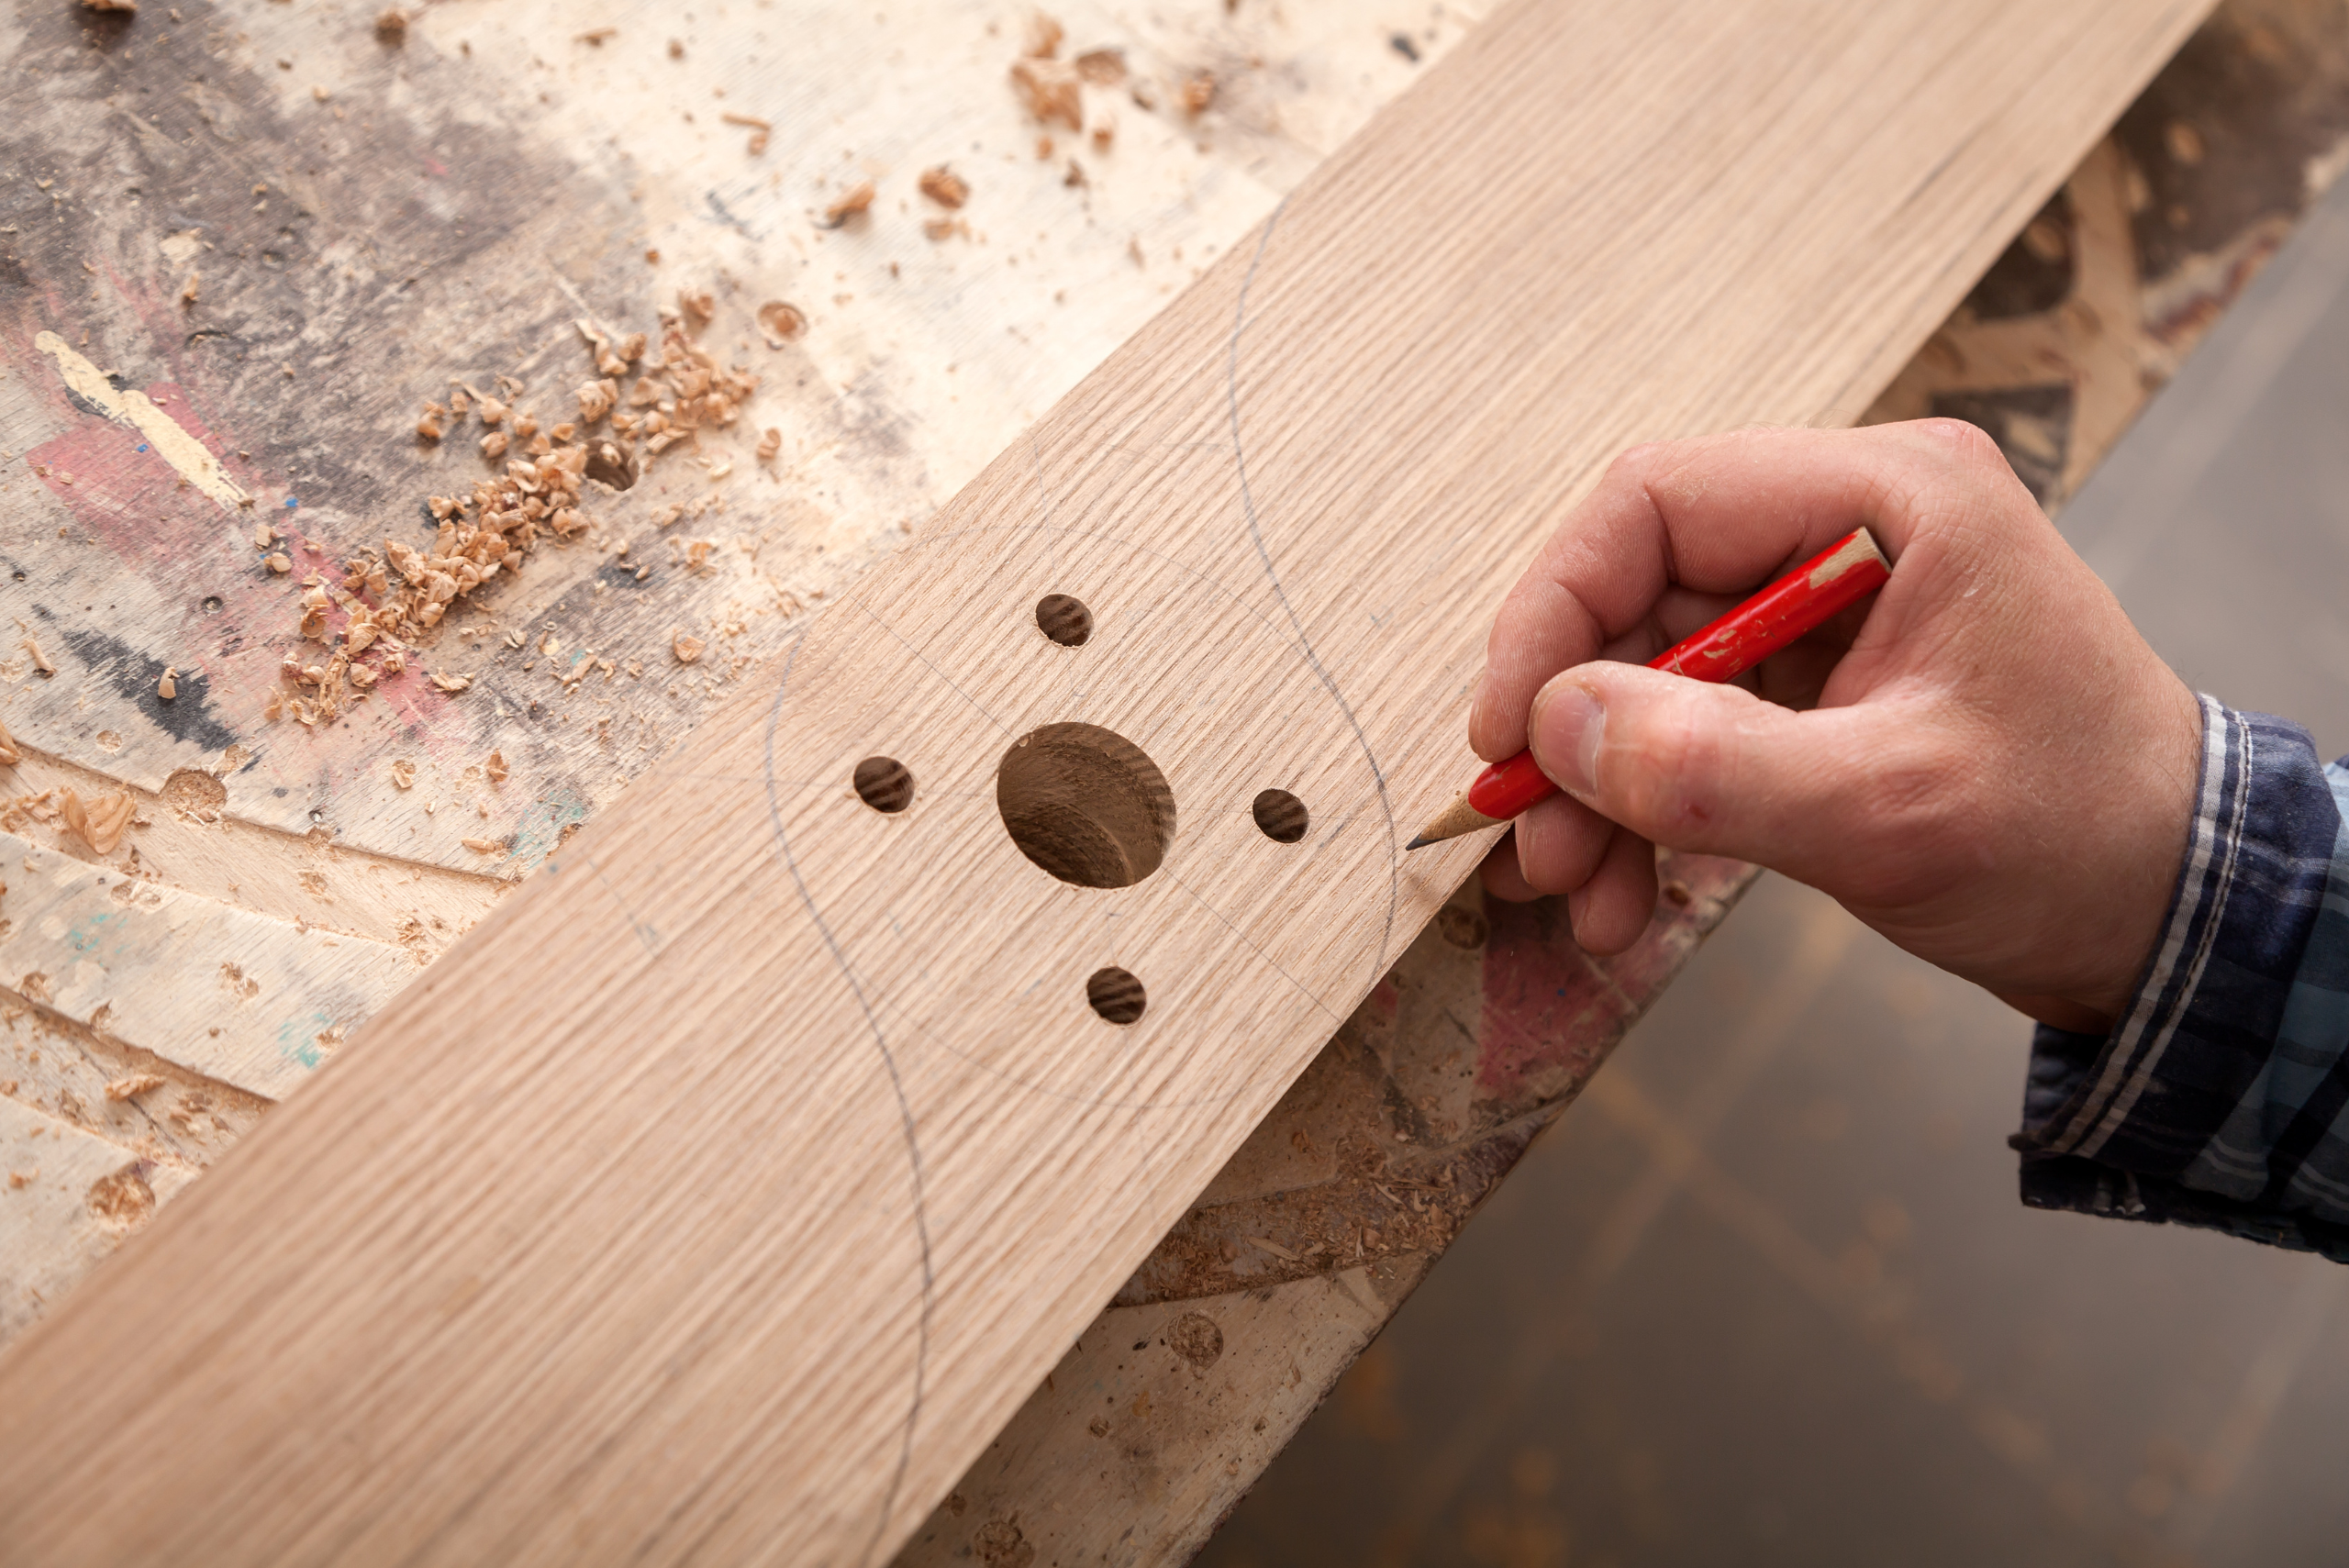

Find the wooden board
[[0, 0, 2216, 1562], [896, 5, 2349, 1547]]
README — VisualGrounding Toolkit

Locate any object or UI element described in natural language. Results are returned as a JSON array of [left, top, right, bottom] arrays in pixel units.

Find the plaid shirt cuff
[[2014, 695, 2349, 1260]]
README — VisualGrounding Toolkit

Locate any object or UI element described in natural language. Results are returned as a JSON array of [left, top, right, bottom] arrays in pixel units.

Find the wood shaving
[[415, 403, 445, 441], [254, 521, 278, 548], [6, 1171, 32, 1191], [721, 112, 772, 156], [574, 26, 616, 44], [0, 719, 16, 768], [756, 301, 807, 346], [924, 217, 968, 242], [104, 1073, 164, 1102], [1010, 56, 1083, 131], [484, 750, 507, 784], [428, 671, 473, 693], [375, 7, 406, 39], [1074, 47, 1125, 83], [58, 787, 135, 854], [756, 428, 781, 462], [680, 288, 716, 325], [1092, 112, 1115, 151], [20, 635, 52, 676], [178, 271, 198, 306], [1024, 12, 1063, 58], [157, 666, 177, 700], [672, 634, 706, 664], [391, 759, 416, 789], [462, 837, 502, 854], [820, 180, 875, 228], [918, 166, 970, 208], [1181, 71, 1217, 116]]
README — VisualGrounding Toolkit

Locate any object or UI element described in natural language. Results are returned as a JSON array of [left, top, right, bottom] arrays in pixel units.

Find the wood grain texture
[[0, 0, 2212, 1561]]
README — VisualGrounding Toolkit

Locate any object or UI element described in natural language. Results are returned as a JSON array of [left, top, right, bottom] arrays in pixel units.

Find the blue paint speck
[[135, 442, 150, 453], [284, 496, 300, 509]]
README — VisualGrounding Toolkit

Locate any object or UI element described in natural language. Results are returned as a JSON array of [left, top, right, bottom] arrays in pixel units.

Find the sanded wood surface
[[0, 0, 2215, 1562]]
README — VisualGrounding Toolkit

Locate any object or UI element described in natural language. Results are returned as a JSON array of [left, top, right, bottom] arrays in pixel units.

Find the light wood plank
[[0, 0, 2213, 1561]]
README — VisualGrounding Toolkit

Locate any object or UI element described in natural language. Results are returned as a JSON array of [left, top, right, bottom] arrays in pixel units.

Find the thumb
[[1529, 662, 1880, 871]]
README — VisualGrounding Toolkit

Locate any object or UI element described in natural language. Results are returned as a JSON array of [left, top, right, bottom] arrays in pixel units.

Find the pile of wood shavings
[[2, 786, 138, 854], [264, 303, 762, 729]]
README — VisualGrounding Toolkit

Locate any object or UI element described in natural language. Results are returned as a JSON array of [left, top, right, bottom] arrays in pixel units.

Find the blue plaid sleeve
[[2013, 695, 2349, 1260]]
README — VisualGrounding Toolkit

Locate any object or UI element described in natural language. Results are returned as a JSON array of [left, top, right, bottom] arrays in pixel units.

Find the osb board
[[0, 0, 2215, 1562]]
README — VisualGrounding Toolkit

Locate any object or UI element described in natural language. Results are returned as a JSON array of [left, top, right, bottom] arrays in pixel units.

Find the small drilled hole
[[854, 756, 915, 813], [1036, 594, 1093, 647], [1252, 788, 1308, 843], [997, 722, 1174, 887], [1087, 966, 1146, 1025], [201, 595, 224, 614]]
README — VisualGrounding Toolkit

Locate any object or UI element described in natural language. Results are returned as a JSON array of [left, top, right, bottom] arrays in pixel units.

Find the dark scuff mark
[[55, 626, 239, 751]]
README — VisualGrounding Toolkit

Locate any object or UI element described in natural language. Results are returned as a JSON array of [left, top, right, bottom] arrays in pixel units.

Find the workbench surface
[[3, 0, 2345, 1561]]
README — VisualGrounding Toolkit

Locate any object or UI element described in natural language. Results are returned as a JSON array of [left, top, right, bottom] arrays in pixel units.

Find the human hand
[[1470, 420, 2202, 1033]]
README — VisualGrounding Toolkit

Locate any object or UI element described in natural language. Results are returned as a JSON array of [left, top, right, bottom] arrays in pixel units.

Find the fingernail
[[1531, 682, 1604, 796]]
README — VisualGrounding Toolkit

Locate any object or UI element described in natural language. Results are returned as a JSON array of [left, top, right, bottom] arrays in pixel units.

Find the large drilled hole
[[854, 756, 915, 813], [996, 721, 1174, 887], [1087, 966, 1146, 1025]]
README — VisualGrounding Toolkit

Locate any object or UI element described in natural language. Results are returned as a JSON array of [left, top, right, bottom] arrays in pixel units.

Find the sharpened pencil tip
[[1404, 834, 1431, 851]]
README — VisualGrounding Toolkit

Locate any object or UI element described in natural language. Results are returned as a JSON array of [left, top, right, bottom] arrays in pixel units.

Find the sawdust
[[256, 304, 762, 731], [86, 1167, 154, 1229]]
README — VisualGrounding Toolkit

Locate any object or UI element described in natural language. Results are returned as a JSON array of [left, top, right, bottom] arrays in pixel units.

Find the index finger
[[1467, 421, 1972, 760]]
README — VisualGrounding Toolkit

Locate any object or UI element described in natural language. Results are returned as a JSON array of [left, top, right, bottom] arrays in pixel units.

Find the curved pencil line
[[1224, 198, 1401, 976], [759, 637, 934, 1567]]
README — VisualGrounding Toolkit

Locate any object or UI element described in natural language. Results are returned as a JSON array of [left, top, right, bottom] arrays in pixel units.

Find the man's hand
[[1471, 420, 2202, 1033]]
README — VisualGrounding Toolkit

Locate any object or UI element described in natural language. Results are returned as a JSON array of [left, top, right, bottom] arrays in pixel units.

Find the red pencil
[[1405, 526, 1891, 850]]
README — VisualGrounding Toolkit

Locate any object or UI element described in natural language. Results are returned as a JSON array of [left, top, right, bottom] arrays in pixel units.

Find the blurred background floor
[[1195, 161, 2349, 1568]]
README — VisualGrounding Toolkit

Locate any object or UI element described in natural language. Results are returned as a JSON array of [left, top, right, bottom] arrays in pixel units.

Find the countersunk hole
[[853, 756, 915, 813], [997, 721, 1174, 887], [1087, 966, 1146, 1025], [201, 595, 225, 614], [1252, 788, 1308, 843], [1035, 593, 1093, 647]]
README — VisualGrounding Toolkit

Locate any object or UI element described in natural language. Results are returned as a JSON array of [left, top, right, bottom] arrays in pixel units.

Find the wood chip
[[0, 717, 17, 767], [484, 751, 507, 784], [157, 666, 176, 700], [755, 301, 807, 347], [1010, 56, 1083, 130], [58, 787, 135, 854], [1074, 46, 1125, 83], [918, 166, 970, 208], [20, 635, 53, 676], [722, 112, 773, 156], [672, 634, 706, 664], [428, 671, 473, 693], [574, 26, 616, 44], [178, 271, 198, 306], [1023, 12, 1063, 58], [104, 1073, 165, 1102], [6, 1171, 33, 1191], [265, 553, 292, 573], [1181, 71, 1216, 116], [391, 759, 416, 790], [820, 180, 875, 228], [462, 837, 503, 854], [374, 7, 406, 39], [756, 428, 781, 462]]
